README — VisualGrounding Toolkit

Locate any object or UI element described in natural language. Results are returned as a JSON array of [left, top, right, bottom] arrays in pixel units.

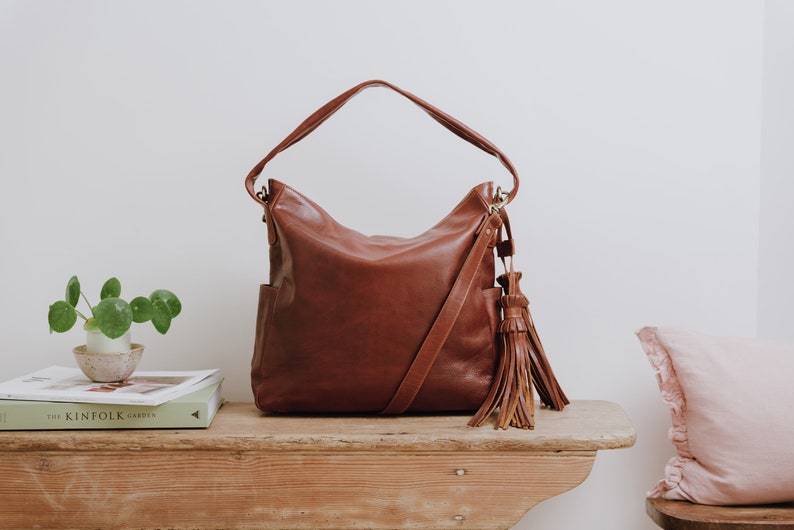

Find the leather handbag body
[[245, 80, 567, 428]]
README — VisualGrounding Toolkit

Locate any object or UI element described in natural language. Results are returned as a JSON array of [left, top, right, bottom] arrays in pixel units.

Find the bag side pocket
[[483, 285, 502, 339], [251, 284, 279, 411]]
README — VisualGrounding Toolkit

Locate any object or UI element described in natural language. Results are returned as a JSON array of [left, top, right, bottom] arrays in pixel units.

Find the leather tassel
[[468, 266, 534, 429], [469, 267, 569, 429], [497, 271, 569, 411]]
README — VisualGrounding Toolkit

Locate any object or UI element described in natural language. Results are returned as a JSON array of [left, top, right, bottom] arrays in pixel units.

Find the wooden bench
[[0, 400, 634, 529], [647, 497, 794, 529]]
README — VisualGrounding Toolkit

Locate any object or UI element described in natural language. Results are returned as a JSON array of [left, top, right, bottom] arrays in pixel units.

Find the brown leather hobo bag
[[245, 81, 567, 426]]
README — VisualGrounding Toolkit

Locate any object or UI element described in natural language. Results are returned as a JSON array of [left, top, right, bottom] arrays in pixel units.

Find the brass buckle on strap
[[488, 186, 510, 214], [256, 185, 269, 204], [257, 185, 269, 223]]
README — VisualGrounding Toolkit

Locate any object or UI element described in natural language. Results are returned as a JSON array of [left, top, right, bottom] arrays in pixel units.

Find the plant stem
[[79, 291, 94, 321]]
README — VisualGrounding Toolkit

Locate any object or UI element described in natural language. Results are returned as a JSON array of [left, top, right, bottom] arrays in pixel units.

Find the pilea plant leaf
[[151, 298, 172, 334], [100, 277, 122, 300], [130, 296, 154, 323], [65, 276, 80, 307], [94, 297, 133, 339], [150, 289, 181, 318], [50, 276, 181, 340], [48, 301, 77, 333]]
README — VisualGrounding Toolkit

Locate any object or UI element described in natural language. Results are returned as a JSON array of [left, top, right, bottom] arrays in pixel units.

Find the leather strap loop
[[245, 80, 520, 207], [380, 211, 503, 415]]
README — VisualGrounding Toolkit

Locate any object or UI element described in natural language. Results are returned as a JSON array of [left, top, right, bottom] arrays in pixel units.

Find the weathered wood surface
[[0, 400, 635, 529], [0, 399, 635, 452], [647, 497, 794, 529]]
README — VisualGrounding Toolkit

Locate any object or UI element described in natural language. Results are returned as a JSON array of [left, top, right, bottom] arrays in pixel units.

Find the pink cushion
[[637, 326, 794, 505]]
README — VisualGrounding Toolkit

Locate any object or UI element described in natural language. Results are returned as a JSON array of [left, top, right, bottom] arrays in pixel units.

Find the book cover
[[0, 366, 221, 406], [0, 380, 224, 430]]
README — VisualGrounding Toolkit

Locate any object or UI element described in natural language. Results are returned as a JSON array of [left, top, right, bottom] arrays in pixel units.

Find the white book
[[0, 366, 221, 406]]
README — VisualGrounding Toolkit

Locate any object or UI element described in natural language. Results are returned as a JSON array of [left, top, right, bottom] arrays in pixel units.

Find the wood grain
[[0, 451, 594, 529], [646, 497, 794, 529], [0, 400, 635, 529], [0, 400, 636, 453]]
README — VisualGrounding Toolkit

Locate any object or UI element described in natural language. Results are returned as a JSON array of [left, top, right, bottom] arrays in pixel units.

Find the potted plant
[[48, 276, 182, 382]]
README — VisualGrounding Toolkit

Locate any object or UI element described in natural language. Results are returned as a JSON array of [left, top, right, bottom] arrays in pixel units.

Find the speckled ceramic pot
[[72, 344, 144, 382]]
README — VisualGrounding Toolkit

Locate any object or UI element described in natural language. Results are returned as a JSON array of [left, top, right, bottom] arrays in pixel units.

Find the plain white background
[[1, 2, 791, 529]]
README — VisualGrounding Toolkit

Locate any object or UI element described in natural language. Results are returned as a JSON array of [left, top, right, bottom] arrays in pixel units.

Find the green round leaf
[[48, 301, 77, 333], [65, 276, 80, 307], [83, 317, 99, 331], [151, 298, 172, 334], [150, 289, 181, 318], [100, 277, 122, 300], [94, 297, 133, 339], [130, 296, 154, 323]]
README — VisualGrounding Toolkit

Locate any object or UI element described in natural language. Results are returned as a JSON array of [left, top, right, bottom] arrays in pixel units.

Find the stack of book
[[0, 366, 223, 430]]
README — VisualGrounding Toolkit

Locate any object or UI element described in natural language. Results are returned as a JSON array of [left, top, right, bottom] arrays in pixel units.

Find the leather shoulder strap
[[380, 211, 503, 415], [245, 80, 519, 207]]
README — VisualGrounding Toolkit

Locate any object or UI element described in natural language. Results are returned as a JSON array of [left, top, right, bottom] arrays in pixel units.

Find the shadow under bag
[[245, 80, 568, 429]]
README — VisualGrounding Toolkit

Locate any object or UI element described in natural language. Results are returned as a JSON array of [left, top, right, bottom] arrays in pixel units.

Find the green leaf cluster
[[48, 276, 182, 339]]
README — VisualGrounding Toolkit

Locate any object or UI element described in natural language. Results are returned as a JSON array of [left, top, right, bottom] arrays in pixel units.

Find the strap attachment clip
[[489, 186, 510, 214]]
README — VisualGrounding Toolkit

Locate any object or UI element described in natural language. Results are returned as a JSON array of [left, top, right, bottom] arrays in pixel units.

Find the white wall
[[759, 0, 794, 341], [0, 2, 771, 529]]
